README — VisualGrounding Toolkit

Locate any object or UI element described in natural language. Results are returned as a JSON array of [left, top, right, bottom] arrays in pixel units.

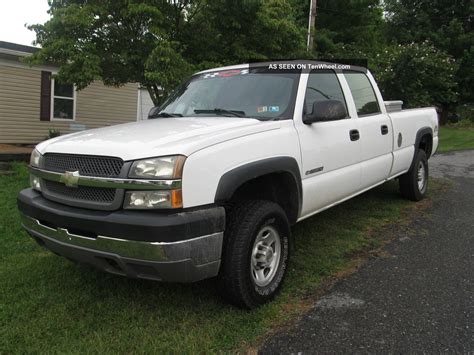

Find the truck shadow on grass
[[2, 168, 442, 353]]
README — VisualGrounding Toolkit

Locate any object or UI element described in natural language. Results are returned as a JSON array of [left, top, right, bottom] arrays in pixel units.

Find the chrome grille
[[40, 153, 126, 210], [43, 180, 116, 203], [43, 153, 123, 177]]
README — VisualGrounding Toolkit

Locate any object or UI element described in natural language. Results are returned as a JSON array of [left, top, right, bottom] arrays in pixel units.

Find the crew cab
[[18, 61, 438, 308]]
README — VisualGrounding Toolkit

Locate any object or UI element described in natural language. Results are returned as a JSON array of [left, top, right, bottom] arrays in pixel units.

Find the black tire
[[218, 200, 290, 309], [399, 149, 429, 201]]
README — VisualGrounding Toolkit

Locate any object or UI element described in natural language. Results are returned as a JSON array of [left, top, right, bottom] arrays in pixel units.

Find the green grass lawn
[[0, 163, 437, 353], [438, 126, 474, 152]]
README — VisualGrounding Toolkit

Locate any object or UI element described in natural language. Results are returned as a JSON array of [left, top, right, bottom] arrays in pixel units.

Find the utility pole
[[306, 0, 317, 51]]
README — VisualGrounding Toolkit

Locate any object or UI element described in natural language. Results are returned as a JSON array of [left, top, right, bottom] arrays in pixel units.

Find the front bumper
[[18, 189, 225, 282]]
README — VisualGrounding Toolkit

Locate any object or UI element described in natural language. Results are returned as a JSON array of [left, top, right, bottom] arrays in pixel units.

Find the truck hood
[[36, 117, 280, 161]]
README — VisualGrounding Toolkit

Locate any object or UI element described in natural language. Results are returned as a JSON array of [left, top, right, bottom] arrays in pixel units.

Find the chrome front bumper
[[21, 214, 223, 282]]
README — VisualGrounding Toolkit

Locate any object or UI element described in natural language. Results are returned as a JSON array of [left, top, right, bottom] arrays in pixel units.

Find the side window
[[343, 71, 380, 116], [304, 70, 348, 118]]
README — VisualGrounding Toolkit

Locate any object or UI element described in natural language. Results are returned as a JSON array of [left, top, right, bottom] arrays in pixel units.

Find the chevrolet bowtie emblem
[[60, 170, 80, 187]]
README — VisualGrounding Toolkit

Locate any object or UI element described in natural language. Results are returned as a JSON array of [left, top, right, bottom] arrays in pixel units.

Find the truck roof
[[195, 60, 368, 75]]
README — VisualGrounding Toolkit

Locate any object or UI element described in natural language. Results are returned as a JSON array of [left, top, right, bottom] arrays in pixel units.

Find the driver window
[[304, 70, 348, 118]]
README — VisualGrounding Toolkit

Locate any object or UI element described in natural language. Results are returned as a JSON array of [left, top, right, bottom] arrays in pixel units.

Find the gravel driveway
[[261, 150, 474, 354]]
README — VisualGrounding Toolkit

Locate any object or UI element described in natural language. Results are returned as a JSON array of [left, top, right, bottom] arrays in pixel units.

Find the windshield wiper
[[149, 112, 183, 118], [194, 108, 246, 118]]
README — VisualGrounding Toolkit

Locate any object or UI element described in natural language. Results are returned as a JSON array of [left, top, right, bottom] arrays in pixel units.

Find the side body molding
[[214, 156, 302, 214]]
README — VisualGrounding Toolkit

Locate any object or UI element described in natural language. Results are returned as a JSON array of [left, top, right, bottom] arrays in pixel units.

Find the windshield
[[151, 67, 299, 120]]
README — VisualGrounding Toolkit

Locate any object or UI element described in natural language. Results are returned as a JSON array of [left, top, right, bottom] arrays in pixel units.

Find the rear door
[[342, 71, 393, 189], [295, 70, 361, 218]]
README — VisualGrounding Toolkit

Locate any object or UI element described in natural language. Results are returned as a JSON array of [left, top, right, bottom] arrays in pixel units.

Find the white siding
[[137, 88, 155, 120]]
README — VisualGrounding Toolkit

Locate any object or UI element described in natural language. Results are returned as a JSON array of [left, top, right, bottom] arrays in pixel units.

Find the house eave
[[0, 47, 33, 57]]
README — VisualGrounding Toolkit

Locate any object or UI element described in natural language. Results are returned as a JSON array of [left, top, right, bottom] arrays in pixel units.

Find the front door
[[295, 70, 362, 219]]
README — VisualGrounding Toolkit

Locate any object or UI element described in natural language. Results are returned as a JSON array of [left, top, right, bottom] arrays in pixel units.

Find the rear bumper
[[18, 188, 225, 282]]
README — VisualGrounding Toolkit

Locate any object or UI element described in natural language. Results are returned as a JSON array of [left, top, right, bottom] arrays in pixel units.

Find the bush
[[372, 42, 458, 110], [457, 104, 474, 123], [46, 129, 61, 139], [446, 120, 474, 129]]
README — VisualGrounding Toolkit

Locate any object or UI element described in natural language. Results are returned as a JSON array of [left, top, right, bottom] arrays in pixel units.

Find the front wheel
[[218, 200, 290, 309], [399, 149, 429, 201]]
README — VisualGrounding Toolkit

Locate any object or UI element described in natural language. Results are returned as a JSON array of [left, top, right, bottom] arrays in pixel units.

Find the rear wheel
[[399, 149, 428, 201], [218, 200, 290, 309]]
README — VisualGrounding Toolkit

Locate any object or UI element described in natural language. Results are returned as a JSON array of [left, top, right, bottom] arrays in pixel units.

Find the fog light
[[124, 190, 182, 209], [30, 175, 41, 191]]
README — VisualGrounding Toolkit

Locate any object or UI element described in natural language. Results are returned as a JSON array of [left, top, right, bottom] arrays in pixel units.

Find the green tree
[[384, 0, 474, 103], [315, 0, 385, 55], [28, 0, 305, 105], [287, 0, 386, 59], [28, 0, 200, 105], [373, 42, 458, 112], [177, 0, 306, 66]]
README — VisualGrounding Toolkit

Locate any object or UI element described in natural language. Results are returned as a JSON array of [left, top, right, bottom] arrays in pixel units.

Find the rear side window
[[304, 70, 348, 117], [343, 71, 380, 116]]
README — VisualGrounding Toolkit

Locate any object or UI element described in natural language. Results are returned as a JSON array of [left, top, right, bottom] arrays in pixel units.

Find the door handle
[[349, 129, 360, 141], [381, 125, 389, 135]]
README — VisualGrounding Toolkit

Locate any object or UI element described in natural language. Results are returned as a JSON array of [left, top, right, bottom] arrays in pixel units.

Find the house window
[[51, 79, 75, 120]]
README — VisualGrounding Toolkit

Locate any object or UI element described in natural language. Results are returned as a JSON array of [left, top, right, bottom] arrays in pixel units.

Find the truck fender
[[409, 127, 433, 170], [214, 156, 302, 215]]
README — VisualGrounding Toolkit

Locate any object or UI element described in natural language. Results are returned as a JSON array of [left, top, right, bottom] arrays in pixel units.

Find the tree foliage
[[28, 0, 472, 113], [384, 0, 473, 104], [286, 0, 386, 59], [28, 0, 305, 105], [314, 0, 385, 56], [373, 42, 458, 109], [180, 0, 306, 65]]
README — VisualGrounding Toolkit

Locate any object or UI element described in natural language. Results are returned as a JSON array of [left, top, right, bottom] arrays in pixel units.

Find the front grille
[[43, 153, 123, 177], [43, 180, 116, 203], [40, 153, 126, 210]]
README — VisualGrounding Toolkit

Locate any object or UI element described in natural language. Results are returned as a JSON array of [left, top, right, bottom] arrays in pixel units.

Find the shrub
[[372, 42, 458, 110], [46, 128, 61, 139], [457, 104, 474, 123], [446, 120, 474, 129]]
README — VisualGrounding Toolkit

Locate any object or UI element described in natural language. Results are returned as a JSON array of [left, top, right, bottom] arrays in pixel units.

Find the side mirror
[[148, 106, 159, 119], [303, 100, 347, 124]]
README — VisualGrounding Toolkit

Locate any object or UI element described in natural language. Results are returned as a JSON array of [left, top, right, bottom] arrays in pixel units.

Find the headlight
[[29, 149, 42, 191], [124, 190, 182, 209], [129, 155, 186, 179], [30, 149, 42, 168]]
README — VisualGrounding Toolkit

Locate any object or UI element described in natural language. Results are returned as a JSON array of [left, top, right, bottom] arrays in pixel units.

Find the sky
[[0, 0, 50, 47]]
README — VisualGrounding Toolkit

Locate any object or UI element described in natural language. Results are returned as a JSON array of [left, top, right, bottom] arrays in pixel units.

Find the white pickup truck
[[18, 61, 438, 308]]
